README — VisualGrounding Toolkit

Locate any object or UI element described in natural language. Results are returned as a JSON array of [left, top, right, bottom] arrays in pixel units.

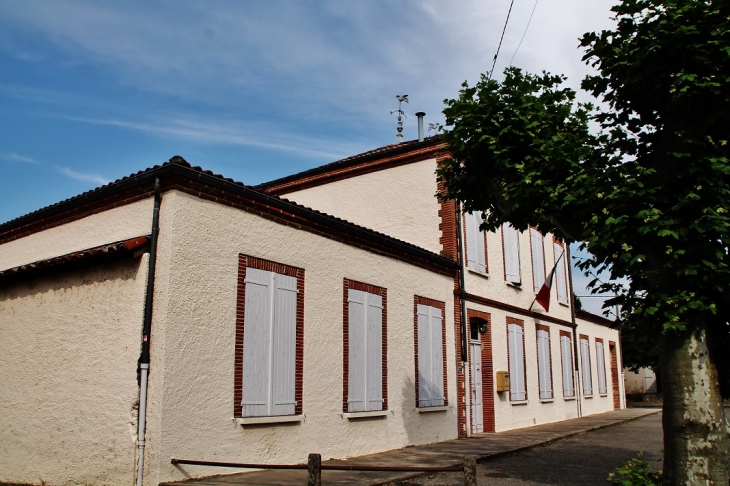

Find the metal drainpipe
[[455, 201, 471, 437], [566, 245, 582, 418], [136, 178, 161, 486]]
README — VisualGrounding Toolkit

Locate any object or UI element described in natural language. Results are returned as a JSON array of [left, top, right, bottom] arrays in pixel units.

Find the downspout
[[455, 201, 471, 437], [566, 245, 582, 418], [136, 178, 161, 486]]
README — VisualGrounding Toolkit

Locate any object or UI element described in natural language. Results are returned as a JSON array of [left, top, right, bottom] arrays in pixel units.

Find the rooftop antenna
[[390, 94, 409, 144]]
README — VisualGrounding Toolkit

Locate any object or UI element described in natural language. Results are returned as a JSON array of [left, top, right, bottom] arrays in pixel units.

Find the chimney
[[416, 112, 425, 142]]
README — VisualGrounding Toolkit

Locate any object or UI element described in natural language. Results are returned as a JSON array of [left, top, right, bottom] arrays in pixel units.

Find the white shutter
[[537, 329, 552, 399], [503, 224, 521, 284], [560, 336, 574, 397], [366, 293, 383, 411], [580, 338, 593, 396], [531, 229, 545, 293], [417, 304, 432, 407], [242, 268, 273, 417], [465, 212, 487, 273], [554, 244, 568, 303], [431, 307, 445, 406], [347, 289, 366, 412], [271, 273, 297, 416], [596, 341, 607, 394], [508, 323, 526, 400]]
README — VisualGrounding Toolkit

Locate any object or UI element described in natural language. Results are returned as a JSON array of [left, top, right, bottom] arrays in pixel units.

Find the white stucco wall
[[463, 302, 622, 433], [464, 226, 573, 324], [0, 256, 148, 485], [624, 367, 657, 395], [143, 191, 458, 484], [280, 159, 443, 254], [0, 198, 153, 271]]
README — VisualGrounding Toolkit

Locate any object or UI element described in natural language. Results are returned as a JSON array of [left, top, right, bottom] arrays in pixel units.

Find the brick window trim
[[467, 309, 495, 433], [234, 254, 305, 418], [535, 323, 555, 400], [462, 211, 489, 274], [559, 330, 575, 398], [413, 296, 449, 408], [342, 279, 389, 413], [506, 316, 527, 401]]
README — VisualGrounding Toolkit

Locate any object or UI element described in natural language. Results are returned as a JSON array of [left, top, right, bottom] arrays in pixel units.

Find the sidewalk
[[164, 408, 660, 486]]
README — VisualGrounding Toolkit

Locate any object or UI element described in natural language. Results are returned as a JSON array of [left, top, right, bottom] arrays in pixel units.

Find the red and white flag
[[535, 249, 565, 312]]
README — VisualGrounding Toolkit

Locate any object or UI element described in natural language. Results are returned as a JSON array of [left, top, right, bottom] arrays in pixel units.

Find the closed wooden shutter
[[466, 212, 487, 273], [431, 307, 445, 406], [560, 335, 574, 397], [271, 273, 297, 416], [242, 268, 273, 417], [580, 338, 593, 396], [531, 229, 545, 293], [417, 304, 432, 407], [596, 341, 607, 394], [554, 243, 568, 303], [503, 224, 521, 284], [508, 323, 526, 400], [347, 289, 366, 412], [366, 293, 384, 411], [537, 329, 552, 399]]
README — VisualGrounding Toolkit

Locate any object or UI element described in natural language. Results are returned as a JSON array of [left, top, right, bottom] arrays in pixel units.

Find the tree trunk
[[660, 323, 729, 484]]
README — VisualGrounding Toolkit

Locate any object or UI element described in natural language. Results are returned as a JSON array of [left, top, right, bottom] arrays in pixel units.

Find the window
[[344, 280, 387, 412], [530, 228, 545, 293], [464, 211, 487, 273], [536, 325, 553, 399], [503, 224, 521, 284], [560, 331, 575, 397], [235, 256, 304, 418], [580, 335, 593, 396], [415, 297, 447, 408], [507, 318, 526, 401], [553, 242, 568, 303], [596, 339, 608, 394]]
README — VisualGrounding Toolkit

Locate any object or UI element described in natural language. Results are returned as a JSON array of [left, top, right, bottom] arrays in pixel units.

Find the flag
[[535, 248, 565, 312]]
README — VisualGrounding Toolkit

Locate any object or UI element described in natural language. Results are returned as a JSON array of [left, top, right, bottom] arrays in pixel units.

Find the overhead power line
[[510, 0, 540, 66], [488, 0, 516, 80]]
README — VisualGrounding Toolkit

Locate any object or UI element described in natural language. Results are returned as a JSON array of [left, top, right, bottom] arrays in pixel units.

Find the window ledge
[[583, 395, 594, 399], [599, 393, 608, 397], [558, 301, 570, 307], [506, 281, 522, 289], [539, 398, 554, 403], [343, 410, 389, 419], [236, 415, 303, 425], [467, 268, 489, 279], [510, 400, 529, 406], [417, 406, 449, 413], [563, 396, 576, 401]]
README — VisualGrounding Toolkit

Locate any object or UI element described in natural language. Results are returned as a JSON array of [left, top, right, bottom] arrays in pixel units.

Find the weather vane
[[428, 123, 442, 135], [390, 94, 409, 144]]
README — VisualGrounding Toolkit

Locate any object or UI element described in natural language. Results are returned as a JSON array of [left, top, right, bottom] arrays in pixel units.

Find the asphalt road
[[395, 412, 664, 486]]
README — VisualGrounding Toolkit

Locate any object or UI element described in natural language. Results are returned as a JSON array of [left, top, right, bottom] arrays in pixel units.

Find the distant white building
[[0, 138, 624, 485]]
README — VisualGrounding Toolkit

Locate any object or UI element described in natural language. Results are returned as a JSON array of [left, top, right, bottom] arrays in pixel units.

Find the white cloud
[[2, 153, 37, 164], [57, 166, 108, 186]]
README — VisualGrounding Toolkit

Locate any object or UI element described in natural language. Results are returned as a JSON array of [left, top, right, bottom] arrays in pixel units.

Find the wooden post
[[463, 455, 477, 486], [308, 453, 321, 486]]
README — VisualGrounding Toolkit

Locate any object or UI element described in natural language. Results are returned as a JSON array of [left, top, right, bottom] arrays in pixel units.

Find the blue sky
[[0, 0, 618, 314]]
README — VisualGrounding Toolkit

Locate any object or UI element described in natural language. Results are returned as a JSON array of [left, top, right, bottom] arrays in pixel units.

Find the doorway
[[468, 312, 494, 433]]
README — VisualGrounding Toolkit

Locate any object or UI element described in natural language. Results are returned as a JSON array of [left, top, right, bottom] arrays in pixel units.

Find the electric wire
[[488, 0, 516, 80], [509, 0, 540, 66]]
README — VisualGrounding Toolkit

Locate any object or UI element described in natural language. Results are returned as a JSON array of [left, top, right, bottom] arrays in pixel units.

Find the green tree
[[438, 0, 730, 483]]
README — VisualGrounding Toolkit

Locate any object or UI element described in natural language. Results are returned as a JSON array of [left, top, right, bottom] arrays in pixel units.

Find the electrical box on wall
[[496, 370, 510, 392]]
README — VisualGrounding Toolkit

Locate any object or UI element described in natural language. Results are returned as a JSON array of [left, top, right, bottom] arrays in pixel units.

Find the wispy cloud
[[2, 152, 37, 164], [61, 114, 364, 161], [57, 166, 108, 186]]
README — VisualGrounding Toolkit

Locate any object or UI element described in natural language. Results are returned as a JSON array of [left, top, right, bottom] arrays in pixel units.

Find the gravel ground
[[393, 413, 664, 486]]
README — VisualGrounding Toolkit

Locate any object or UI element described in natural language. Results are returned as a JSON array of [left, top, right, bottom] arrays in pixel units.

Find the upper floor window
[[553, 241, 568, 303], [530, 228, 545, 293], [464, 211, 487, 273], [503, 224, 521, 285]]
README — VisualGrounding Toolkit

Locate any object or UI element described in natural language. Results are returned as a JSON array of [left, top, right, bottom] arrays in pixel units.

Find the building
[[0, 138, 624, 485]]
